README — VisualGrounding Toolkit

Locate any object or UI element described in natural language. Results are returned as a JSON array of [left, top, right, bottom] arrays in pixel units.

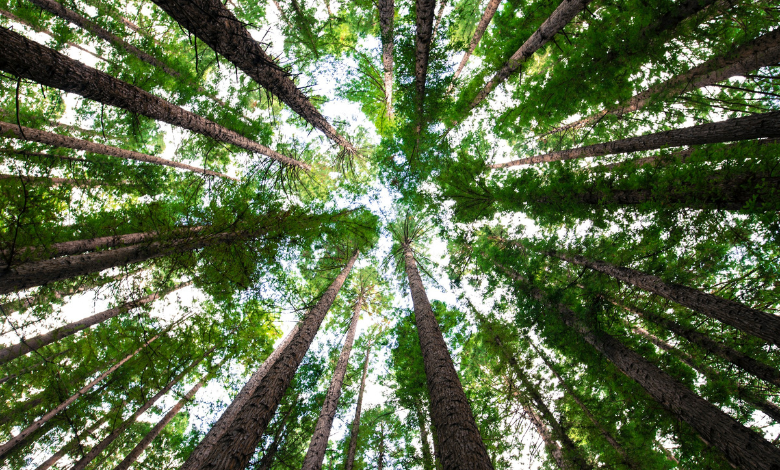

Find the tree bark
[[547, 250, 780, 346], [345, 338, 373, 470], [0, 28, 304, 169], [403, 244, 493, 469], [0, 282, 190, 366], [542, 28, 780, 137], [378, 422, 386, 470], [524, 403, 567, 469], [492, 110, 780, 168], [468, 0, 590, 112], [148, 0, 356, 154], [415, 402, 435, 470], [447, 0, 502, 94], [0, 121, 234, 179], [431, 0, 448, 41], [302, 296, 363, 470], [414, 0, 436, 119], [193, 250, 358, 470], [378, 0, 395, 118], [0, 333, 161, 459]]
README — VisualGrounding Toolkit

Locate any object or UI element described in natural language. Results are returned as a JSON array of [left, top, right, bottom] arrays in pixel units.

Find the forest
[[0, 0, 778, 468]]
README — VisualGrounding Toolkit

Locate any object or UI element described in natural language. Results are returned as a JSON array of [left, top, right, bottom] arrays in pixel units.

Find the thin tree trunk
[[500, 264, 780, 470], [378, 422, 386, 470], [413, 0, 436, 141], [402, 244, 493, 469], [468, 0, 590, 112], [148, 0, 356, 154], [546, 250, 780, 346], [0, 121, 234, 179], [0, 396, 44, 426], [0, 349, 69, 385], [616, 301, 780, 387], [492, 110, 780, 168], [378, 0, 395, 118], [415, 403, 435, 470], [194, 250, 358, 470], [0, 28, 305, 169], [430, 422, 443, 470], [70, 352, 220, 470], [524, 403, 567, 469], [345, 338, 373, 470], [256, 407, 293, 470], [447, 0, 502, 94], [0, 333, 161, 459], [542, 28, 780, 137], [0, 173, 103, 187], [302, 296, 364, 470], [0, 282, 190, 366], [431, 0, 447, 42]]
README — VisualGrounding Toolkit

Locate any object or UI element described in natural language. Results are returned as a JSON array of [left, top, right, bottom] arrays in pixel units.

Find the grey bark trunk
[[378, 0, 395, 117], [492, 110, 780, 168], [0, 282, 189, 366], [0, 28, 304, 169], [447, 0, 502, 93], [193, 250, 358, 470], [302, 297, 363, 470], [345, 338, 373, 470], [403, 244, 493, 469]]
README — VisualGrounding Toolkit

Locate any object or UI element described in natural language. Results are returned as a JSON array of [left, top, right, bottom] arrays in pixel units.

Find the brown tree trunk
[[468, 0, 590, 112], [302, 296, 364, 470], [447, 0, 502, 94], [378, 422, 386, 470], [415, 403, 435, 470], [403, 244, 493, 469], [547, 250, 780, 346], [542, 28, 780, 137], [148, 0, 356, 154], [492, 110, 780, 168], [0, 333, 161, 459], [524, 403, 567, 469], [0, 282, 190, 366], [0, 121, 234, 179], [70, 352, 220, 470], [616, 301, 780, 387], [431, 0, 448, 42], [0, 28, 305, 169], [378, 0, 395, 118], [194, 250, 358, 470], [345, 338, 373, 470], [256, 407, 293, 470]]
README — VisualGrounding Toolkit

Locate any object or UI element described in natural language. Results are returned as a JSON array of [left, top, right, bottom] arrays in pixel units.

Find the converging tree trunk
[[0, 28, 305, 169], [0, 350, 69, 386], [378, 0, 395, 117], [256, 407, 293, 470], [302, 296, 364, 470], [0, 282, 190, 366], [492, 110, 780, 168], [414, 0, 436, 119], [402, 243, 493, 469], [447, 0, 502, 94], [345, 338, 373, 470], [193, 250, 358, 470], [34, 404, 117, 470], [524, 403, 567, 469]]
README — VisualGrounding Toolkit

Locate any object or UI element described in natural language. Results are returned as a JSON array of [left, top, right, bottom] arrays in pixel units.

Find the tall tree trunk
[[148, 0, 356, 154], [415, 402, 435, 470], [0, 173, 103, 187], [0, 121, 234, 179], [414, 0, 436, 119], [256, 407, 294, 470], [0, 28, 305, 169], [431, 0, 448, 42], [70, 352, 221, 470], [546, 250, 780, 346], [447, 0, 502, 94], [0, 282, 190, 366], [616, 301, 780, 387], [542, 28, 780, 137], [194, 250, 358, 470], [0, 349, 69, 385], [467, 0, 590, 112], [345, 338, 373, 470], [378, 0, 395, 118], [501, 265, 780, 470], [492, 110, 780, 168], [430, 421, 443, 470], [524, 403, 567, 469], [302, 296, 364, 470], [529, 341, 638, 469], [402, 244, 493, 469], [0, 333, 161, 459], [377, 422, 386, 470]]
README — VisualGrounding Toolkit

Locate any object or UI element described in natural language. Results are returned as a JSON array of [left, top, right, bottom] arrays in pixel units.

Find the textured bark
[[345, 338, 373, 470], [403, 244, 493, 469], [302, 297, 363, 470], [0, 121, 234, 179], [618, 302, 780, 387], [0, 333, 160, 459], [447, 0, 502, 93], [194, 250, 358, 470], [525, 403, 567, 469], [148, 0, 355, 154], [548, 250, 780, 346], [543, 28, 780, 137], [414, 0, 436, 114], [378, 0, 395, 117], [416, 403, 435, 470], [0, 28, 303, 169], [492, 110, 780, 168], [35, 403, 118, 470], [70, 353, 217, 470], [0, 282, 189, 366], [468, 0, 589, 111]]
